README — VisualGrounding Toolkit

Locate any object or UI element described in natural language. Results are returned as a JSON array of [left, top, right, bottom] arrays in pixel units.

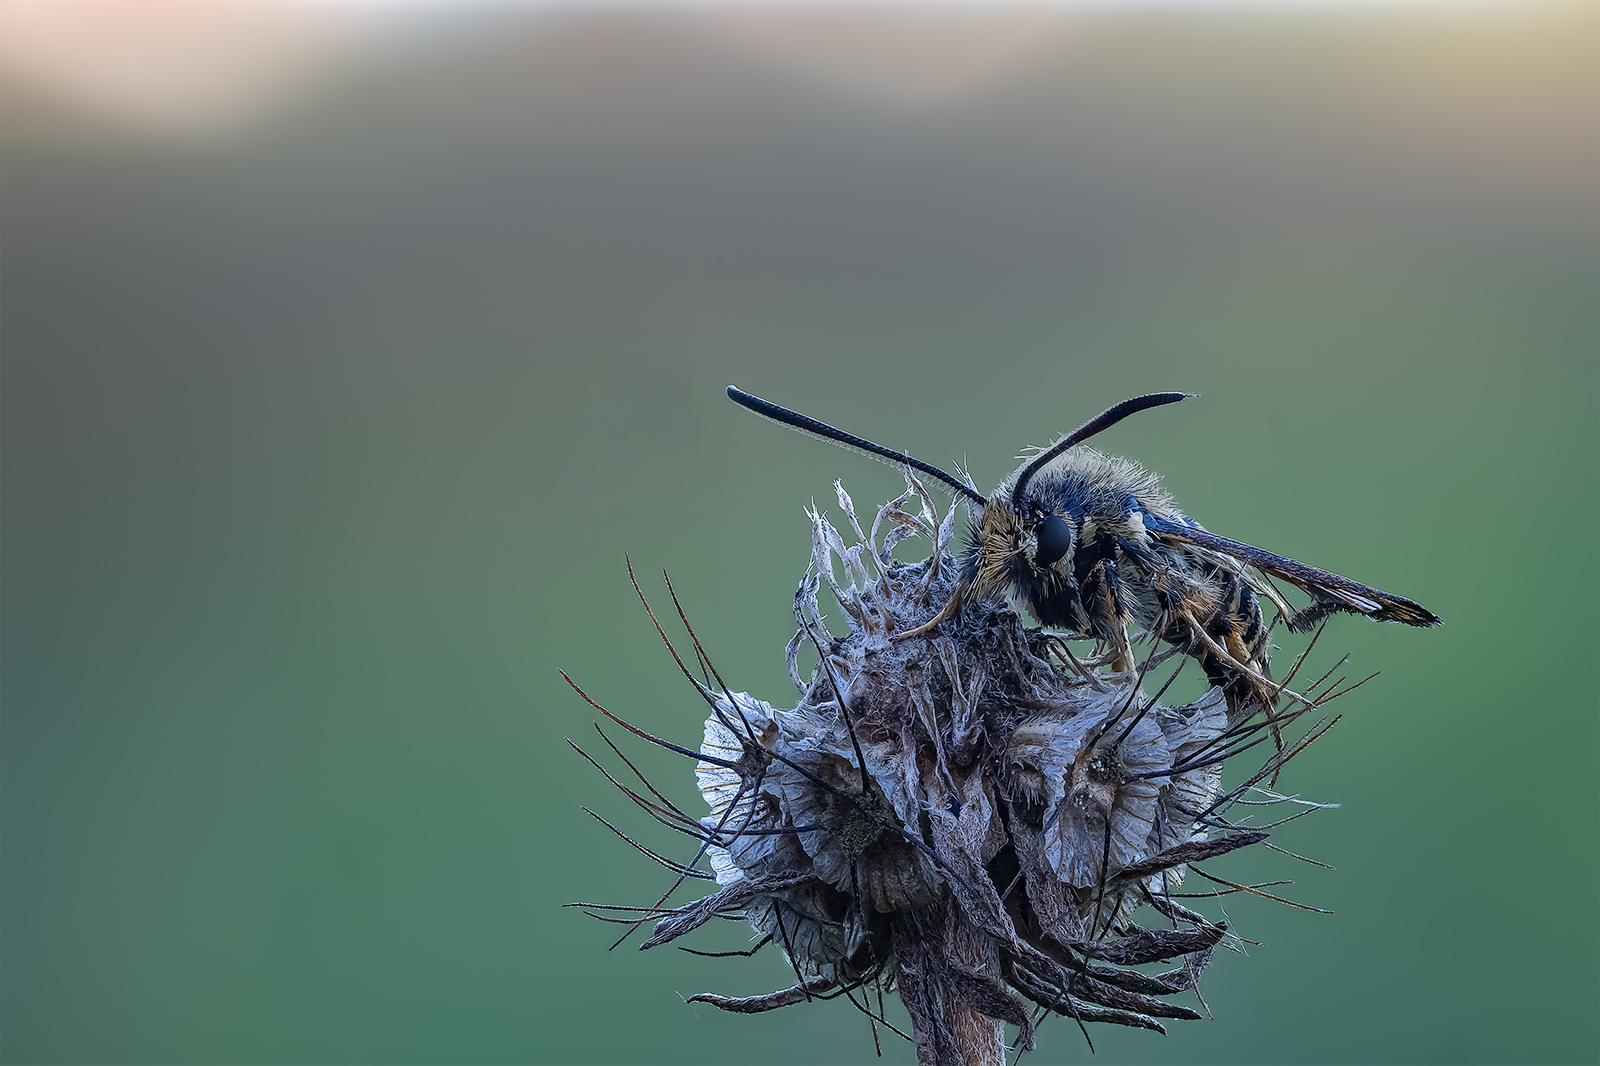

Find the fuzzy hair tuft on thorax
[[567, 475, 1352, 1066]]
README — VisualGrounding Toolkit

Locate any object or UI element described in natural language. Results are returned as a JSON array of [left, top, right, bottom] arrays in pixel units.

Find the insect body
[[727, 386, 1440, 714], [966, 444, 1273, 704]]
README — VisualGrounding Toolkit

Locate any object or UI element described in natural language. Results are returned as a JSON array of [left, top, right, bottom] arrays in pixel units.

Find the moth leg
[[1185, 625, 1310, 715], [1105, 559, 1137, 672], [1111, 539, 1194, 672], [1080, 559, 1136, 673], [1202, 570, 1289, 762]]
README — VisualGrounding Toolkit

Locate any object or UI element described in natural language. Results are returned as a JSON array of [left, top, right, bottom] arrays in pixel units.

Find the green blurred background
[[3, 3, 1595, 1063]]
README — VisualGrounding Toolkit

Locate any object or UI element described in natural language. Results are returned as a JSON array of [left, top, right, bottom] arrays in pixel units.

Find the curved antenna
[[727, 386, 987, 505], [1010, 392, 1196, 510]]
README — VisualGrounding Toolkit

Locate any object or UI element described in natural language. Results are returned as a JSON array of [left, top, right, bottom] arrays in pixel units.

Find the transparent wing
[[1143, 515, 1440, 632]]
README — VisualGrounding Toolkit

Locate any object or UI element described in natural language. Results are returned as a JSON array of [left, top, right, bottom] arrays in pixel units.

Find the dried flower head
[[568, 475, 1352, 1066]]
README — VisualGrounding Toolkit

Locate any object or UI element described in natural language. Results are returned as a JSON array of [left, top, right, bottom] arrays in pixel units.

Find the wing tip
[[1380, 600, 1442, 628]]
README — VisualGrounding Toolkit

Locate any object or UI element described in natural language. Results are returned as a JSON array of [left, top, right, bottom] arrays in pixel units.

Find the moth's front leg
[[1079, 558, 1135, 673]]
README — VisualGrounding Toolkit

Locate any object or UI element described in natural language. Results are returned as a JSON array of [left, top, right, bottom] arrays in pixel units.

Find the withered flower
[[568, 476, 1349, 1066]]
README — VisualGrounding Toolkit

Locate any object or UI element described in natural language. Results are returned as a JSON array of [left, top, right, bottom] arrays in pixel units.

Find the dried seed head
[[571, 474, 1348, 1066]]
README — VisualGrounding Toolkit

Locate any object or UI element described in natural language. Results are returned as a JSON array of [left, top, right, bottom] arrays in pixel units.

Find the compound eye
[[1034, 515, 1072, 567]]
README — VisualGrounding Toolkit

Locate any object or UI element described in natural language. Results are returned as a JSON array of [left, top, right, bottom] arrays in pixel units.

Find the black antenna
[[727, 386, 987, 505], [1010, 392, 1195, 510]]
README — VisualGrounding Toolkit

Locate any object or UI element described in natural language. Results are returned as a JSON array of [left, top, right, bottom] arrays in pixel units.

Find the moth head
[[933, 493, 1076, 641], [968, 490, 1074, 584], [959, 492, 1066, 597]]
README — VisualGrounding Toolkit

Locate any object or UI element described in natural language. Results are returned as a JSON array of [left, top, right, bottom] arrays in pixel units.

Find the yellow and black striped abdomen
[[1146, 562, 1273, 711], [1190, 565, 1272, 706]]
